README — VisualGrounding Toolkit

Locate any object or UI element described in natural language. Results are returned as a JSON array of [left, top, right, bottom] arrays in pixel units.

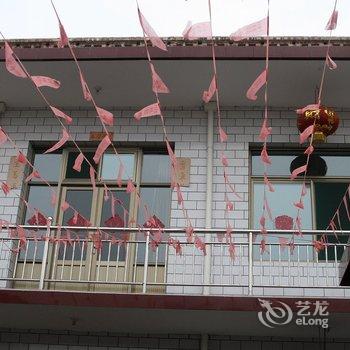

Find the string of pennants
[[0, 0, 345, 258]]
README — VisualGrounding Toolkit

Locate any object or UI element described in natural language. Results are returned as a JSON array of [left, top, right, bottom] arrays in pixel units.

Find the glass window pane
[[101, 154, 135, 181], [32, 154, 62, 182], [20, 186, 56, 261], [141, 154, 171, 183], [253, 182, 312, 261], [62, 190, 93, 224], [137, 187, 172, 264], [66, 152, 96, 179], [59, 189, 93, 260], [321, 156, 350, 177], [252, 155, 298, 176], [25, 186, 56, 223], [314, 182, 350, 261], [100, 191, 130, 261], [252, 153, 350, 177]]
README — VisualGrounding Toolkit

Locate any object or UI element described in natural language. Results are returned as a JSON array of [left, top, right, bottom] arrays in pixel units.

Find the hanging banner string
[[291, 0, 339, 249], [0, 36, 137, 229], [136, 1, 195, 240], [206, 0, 236, 255], [258, 0, 272, 252]]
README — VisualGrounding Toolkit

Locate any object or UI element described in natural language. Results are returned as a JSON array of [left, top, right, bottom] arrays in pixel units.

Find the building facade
[[0, 37, 350, 349]]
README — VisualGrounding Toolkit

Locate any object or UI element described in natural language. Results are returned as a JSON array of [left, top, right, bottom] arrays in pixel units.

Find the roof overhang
[[0, 289, 350, 337], [1, 37, 350, 109]]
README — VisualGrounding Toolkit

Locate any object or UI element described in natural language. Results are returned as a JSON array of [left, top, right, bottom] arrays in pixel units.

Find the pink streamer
[[0, 129, 7, 146], [291, 165, 307, 180], [5, 42, 27, 78], [17, 151, 27, 164], [89, 166, 96, 192], [279, 237, 289, 250], [183, 21, 212, 40], [73, 153, 84, 172], [194, 236, 206, 255], [325, 10, 338, 30], [32, 76, 60, 89], [299, 125, 314, 144], [246, 70, 267, 101], [134, 103, 161, 121], [96, 107, 114, 126], [126, 179, 136, 193], [304, 145, 314, 156], [259, 119, 272, 141], [25, 170, 40, 183], [219, 127, 228, 143], [61, 201, 69, 212], [150, 63, 169, 94], [58, 22, 69, 48], [50, 106, 73, 124], [220, 152, 229, 167], [343, 194, 350, 222], [230, 18, 267, 41], [117, 163, 124, 187], [1, 182, 10, 196], [294, 201, 304, 210], [51, 191, 57, 206], [225, 194, 233, 212], [79, 71, 92, 101], [264, 173, 274, 192], [176, 184, 184, 205], [260, 145, 271, 165], [326, 54, 337, 70], [202, 75, 217, 103], [93, 135, 111, 164], [44, 128, 69, 154], [138, 8, 167, 51]]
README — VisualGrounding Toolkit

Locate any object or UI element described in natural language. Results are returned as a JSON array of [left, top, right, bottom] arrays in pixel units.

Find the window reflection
[[66, 152, 96, 179], [141, 154, 171, 183], [100, 191, 130, 261], [101, 154, 135, 181], [59, 190, 93, 260], [253, 182, 312, 261], [32, 154, 62, 182], [137, 187, 172, 264], [252, 154, 350, 177]]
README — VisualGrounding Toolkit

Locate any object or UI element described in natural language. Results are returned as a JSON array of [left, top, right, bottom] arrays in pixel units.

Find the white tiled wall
[[1, 106, 350, 296]]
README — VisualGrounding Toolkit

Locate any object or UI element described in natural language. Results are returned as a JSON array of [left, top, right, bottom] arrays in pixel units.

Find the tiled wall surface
[[0, 329, 349, 350], [1, 106, 350, 296]]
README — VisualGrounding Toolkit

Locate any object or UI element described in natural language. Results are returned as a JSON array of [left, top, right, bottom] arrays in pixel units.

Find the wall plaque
[[89, 131, 114, 141], [7, 156, 25, 189], [176, 157, 191, 187]]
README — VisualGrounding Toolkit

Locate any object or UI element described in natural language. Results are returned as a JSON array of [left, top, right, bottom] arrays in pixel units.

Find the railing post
[[142, 231, 150, 294], [39, 217, 52, 290], [248, 231, 253, 295]]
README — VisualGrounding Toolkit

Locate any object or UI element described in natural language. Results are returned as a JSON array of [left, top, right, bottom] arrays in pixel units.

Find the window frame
[[249, 147, 350, 261], [20, 145, 173, 266]]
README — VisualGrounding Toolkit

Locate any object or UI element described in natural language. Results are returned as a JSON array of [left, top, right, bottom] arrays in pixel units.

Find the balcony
[[0, 224, 348, 297]]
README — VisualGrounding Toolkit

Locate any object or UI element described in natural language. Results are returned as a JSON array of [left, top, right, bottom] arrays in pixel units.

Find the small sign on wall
[[89, 131, 114, 141], [176, 157, 191, 187], [7, 156, 25, 189]]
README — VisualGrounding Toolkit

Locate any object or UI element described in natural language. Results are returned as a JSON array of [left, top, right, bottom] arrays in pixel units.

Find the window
[[22, 147, 172, 266], [251, 150, 350, 261]]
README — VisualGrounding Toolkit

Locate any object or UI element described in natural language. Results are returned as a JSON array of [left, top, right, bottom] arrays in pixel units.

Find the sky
[[1, 0, 350, 40]]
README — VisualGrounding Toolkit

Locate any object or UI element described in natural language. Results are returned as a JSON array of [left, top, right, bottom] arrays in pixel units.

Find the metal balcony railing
[[0, 222, 349, 295]]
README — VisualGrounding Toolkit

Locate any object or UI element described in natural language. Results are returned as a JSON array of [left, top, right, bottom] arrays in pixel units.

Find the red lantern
[[297, 106, 339, 143]]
